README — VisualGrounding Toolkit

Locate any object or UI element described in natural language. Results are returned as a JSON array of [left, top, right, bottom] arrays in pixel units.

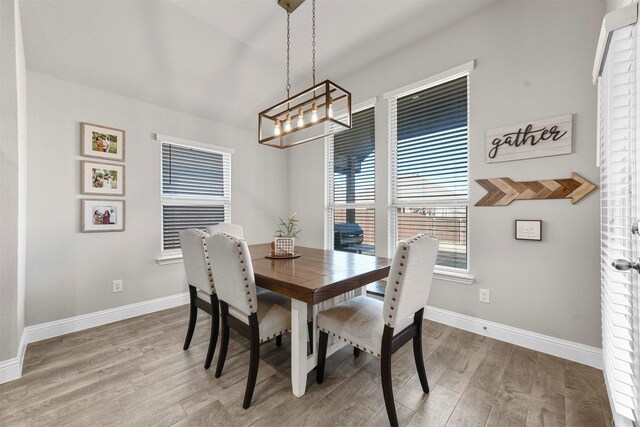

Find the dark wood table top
[[248, 243, 392, 304]]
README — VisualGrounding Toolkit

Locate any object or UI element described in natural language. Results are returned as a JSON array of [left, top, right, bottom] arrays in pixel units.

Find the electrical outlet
[[112, 279, 123, 293], [479, 288, 490, 304]]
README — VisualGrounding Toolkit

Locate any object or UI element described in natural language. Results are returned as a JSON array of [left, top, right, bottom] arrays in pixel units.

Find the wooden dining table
[[248, 243, 392, 397]]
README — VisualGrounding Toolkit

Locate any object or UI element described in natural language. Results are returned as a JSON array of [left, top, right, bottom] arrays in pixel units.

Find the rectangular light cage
[[259, 80, 352, 149]]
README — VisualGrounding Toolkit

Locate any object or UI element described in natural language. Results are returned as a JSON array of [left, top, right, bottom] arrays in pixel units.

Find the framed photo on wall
[[82, 199, 126, 232], [81, 161, 125, 196], [81, 123, 125, 162], [515, 220, 542, 241]]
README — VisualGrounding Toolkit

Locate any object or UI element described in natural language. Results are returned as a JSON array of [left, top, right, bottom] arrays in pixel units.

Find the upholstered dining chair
[[315, 234, 439, 427], [179, 228, 219, 370], [207, 232, 292, 409], [207, 222, 244, 239]]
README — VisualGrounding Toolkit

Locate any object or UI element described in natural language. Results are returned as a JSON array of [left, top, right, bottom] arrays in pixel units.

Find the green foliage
[[275, 212, 301, 238], [91, 132, 119, 153]]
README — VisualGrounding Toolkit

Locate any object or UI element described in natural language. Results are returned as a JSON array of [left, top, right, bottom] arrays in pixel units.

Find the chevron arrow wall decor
[[475, 173, 597, 206]]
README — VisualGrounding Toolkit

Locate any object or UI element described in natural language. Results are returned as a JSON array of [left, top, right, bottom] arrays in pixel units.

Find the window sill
[[157, 254, 183, 265], [433, 269, 474, 285]]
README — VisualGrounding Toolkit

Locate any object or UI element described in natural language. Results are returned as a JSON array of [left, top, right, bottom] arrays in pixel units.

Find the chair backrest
[[383, 234, 439, 328], [207, 232, 257, 317], [179, 229, 215, 294], [207, 223, 244, 239]]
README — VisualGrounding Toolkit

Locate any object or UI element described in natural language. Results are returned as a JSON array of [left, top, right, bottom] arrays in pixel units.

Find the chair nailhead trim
[[189, 229, 216, 293], [260, 329, 291, 343], [318, 327, 381, 358], [386, 234, 427, 327], [218, 232, 257, 314]]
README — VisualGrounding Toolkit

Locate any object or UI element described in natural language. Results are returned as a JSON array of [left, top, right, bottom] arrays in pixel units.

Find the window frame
[[156, 134, 233, 263], [386, 62, 474, 275], [324, 99, 377, 253]]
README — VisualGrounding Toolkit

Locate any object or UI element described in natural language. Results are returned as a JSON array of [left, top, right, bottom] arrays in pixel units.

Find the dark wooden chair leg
[[204, 295, 220, 369], [381, 326, 398, 427], [412, 309, 429, 393], [243, 313, 260, 409], [276, 334, 282, 347], [183, 286, 198, 350], [316, 331, 329, 383], [214, 302, 230, 378], [307, 321, 313, 353], [353, 347, 360, 357]]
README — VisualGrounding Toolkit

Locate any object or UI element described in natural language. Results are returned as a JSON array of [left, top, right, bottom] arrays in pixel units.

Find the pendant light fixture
[[258, 0, 352, 149]]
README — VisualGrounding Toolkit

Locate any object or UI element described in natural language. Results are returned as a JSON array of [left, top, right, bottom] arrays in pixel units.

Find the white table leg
[[291, 298, 308, 397]]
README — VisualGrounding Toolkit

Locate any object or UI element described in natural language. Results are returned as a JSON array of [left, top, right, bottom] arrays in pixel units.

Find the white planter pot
[[274, 237, 295, 255]]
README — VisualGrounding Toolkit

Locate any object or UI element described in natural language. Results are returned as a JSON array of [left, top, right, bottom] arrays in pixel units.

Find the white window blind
[[325, 106, 376, 255], [600, 24, 638, 423], [389, 74, 469, 270], [161, 142, 231, 253]]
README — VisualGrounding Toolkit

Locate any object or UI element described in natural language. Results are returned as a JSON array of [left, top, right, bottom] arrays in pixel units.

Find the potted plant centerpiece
[[272, 213, 301, 256]]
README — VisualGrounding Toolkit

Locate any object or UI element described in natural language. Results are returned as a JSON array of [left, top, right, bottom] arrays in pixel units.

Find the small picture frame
[[81, 161, 125, 196], [81, 122, 125, 162], [82, 199, 126, 232], [515, 220, 542, 241]]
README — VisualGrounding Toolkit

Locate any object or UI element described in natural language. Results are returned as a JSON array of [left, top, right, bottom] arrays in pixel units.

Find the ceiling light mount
[[259, 0, 352, 149], [277, 0, 305, 13]]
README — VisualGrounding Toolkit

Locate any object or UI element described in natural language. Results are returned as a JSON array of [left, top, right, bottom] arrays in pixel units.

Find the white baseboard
[[1, 293, 603, 385], [24, 292, 190, 344], [0, 331, 26, 384], [0, 292, 189, 384], [424, 305, 603, 369]]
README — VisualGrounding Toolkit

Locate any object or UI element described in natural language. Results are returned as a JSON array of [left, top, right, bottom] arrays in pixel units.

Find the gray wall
[[289, 1, 605, 347], [607, 0, 635, 12], [25, 72, 289, 326], [0, 0, 27, 362]]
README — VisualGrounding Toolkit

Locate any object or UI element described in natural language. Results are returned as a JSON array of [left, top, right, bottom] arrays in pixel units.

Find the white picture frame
[[515, 220, 542, 241], [82, 199, 126, 232]]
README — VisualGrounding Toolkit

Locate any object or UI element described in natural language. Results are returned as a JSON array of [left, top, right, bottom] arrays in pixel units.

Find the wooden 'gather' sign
[[486, 114, 572, 163]]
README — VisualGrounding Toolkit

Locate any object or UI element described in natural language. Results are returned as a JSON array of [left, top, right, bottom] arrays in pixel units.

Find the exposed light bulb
[[328, 98, 333, 118], [274, 118, 281, 136], [297, 108, 304, 128], [284, 113, 292, 132], [311, 101, 319, 123]]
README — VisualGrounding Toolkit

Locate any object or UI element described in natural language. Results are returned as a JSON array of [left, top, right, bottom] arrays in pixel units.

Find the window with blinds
[[161, 142, 231, 253], [389, 75, 468, 270], [325, 106, 375, 255], [599, 23, 638, 424]]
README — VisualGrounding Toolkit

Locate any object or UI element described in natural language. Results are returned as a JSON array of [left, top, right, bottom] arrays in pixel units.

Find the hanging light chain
[[312, 0, 316, 86], [286, 11, 291, 98]]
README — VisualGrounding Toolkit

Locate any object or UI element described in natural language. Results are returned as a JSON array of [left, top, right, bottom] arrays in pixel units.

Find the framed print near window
[[81, 161, 125, 196], [82, 199, 125, 232], [81, 123, 125, 161], [515, 220, 542, 241]]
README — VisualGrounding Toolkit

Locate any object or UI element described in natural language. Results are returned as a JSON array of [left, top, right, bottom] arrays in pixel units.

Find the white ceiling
[[20, 0, 498, 130]]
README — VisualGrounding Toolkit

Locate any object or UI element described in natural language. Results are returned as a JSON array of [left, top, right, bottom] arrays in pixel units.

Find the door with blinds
[[599, 21, 639, 426]]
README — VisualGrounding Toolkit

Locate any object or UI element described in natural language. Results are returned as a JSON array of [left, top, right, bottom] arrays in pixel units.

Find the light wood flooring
[[0, 305, 612, 426]]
